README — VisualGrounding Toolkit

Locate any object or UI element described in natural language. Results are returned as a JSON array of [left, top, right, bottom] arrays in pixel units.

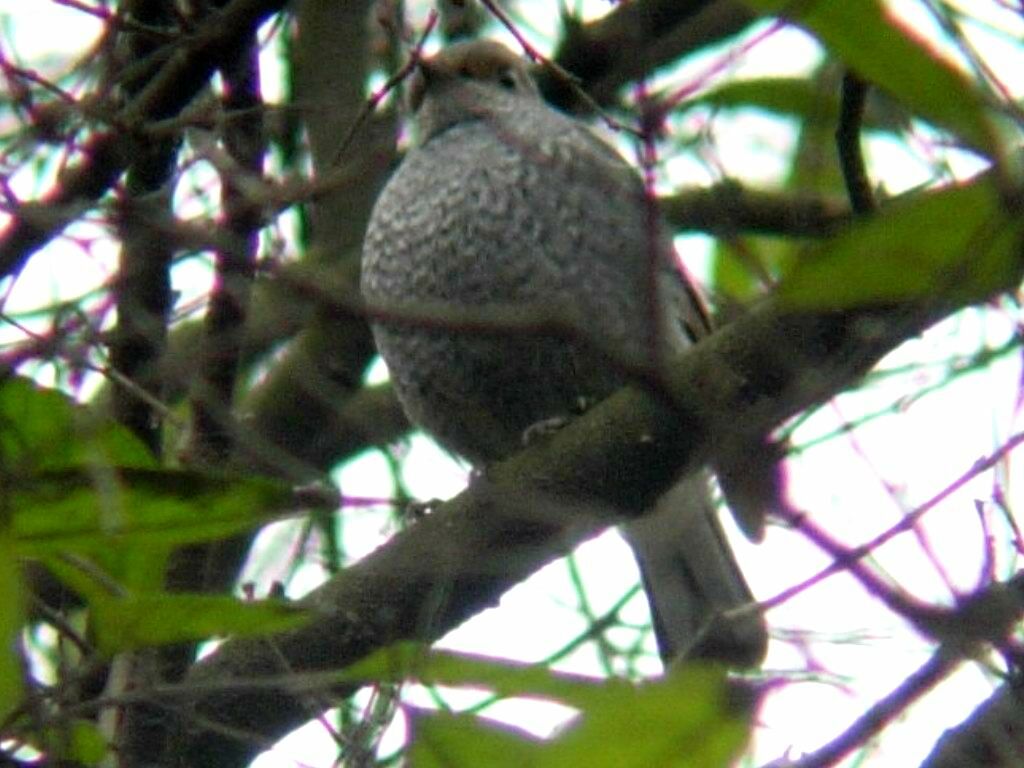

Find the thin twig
[[51, 0, 176, 38], [763, 648, 961, 768], [836, 71, 875, 215], [329, 10, 438, 168], [0, 0, 289, 280], [477, 0, 635, 136], [759, 430, 1024, 615]]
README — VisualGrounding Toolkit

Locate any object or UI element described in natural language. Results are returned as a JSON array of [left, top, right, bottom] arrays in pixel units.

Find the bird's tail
[[621, 474, 767, 667]]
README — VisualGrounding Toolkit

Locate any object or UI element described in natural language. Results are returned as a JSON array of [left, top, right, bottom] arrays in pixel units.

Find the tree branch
[[542, 0, 757, 111], [836, 71, 875, 216], [164, 288, 956, 766], [662, 184, 849, 237], [0, 0, 288, 280], [767, 648, 962, 768], [919, 679, 1024, 768], [188, 13, 265, 465]]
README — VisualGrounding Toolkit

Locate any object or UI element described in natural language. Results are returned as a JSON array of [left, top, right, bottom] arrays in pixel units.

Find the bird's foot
[[521, 416, 570, 447], [520, 398, 597, 447]]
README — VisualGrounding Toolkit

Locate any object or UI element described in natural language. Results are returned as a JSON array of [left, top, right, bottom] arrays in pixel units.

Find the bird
[[361, 39, 767, 667]]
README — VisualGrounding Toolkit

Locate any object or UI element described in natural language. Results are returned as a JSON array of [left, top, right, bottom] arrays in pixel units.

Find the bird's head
[[408, 40, 539, 141]]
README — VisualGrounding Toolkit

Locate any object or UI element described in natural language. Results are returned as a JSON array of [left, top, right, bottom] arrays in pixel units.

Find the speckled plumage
[[362, 40, 765, 665]]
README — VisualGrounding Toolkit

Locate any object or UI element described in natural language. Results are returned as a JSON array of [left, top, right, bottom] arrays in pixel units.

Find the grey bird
[[361, 40, 767, 666]]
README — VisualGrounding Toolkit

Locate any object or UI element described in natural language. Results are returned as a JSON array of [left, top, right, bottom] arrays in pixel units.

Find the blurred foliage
[[347, 643, 752, 768]]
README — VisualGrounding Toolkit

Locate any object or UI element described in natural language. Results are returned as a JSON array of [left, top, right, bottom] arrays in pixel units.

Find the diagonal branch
[[165, 290, 955, 767], [919, 679, 1024, 768], [542, 0, 757, 111]]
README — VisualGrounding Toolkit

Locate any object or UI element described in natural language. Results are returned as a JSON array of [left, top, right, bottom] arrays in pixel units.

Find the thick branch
[[662, 185, 849, 237], [542, 0, 757, 111], [110, 1, 185, 759], [166, 292, 945, 767], [920, 680, 1024, 768], [189, 17, 265, 465]]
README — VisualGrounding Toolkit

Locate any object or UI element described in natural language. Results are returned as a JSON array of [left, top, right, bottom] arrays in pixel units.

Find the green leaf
[[44, 720, 110, 766], [0, 378, 296, 594], [343, 643, 624, 710], [410, 712, 543, 768], [779, 178, 1023, 308], [348, 645, 753, 768], [539, 666, 749, 768], [742, 0, 997, 155], [14, 464, 293, 594], [69, 720, 109, 766], [0, 530, 24, 723], [85, 593, 308, 654], [784, 64, 850, 195], [0, 376, 154, 474], [13, 468, 294, 557], [712, 236, 797, 302], [695, 77, 829, 119]]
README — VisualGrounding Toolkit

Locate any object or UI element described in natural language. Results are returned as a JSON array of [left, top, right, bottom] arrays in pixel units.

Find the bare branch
[[836, 72, 875, 216], [0, 0, 288, 279]]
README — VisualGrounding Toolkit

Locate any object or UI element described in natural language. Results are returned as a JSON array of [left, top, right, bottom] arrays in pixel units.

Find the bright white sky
[[2, 1, 1023, 767]]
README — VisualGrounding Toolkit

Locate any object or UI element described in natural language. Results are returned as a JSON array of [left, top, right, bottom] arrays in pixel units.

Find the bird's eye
[[496, 70, 518, 90]]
